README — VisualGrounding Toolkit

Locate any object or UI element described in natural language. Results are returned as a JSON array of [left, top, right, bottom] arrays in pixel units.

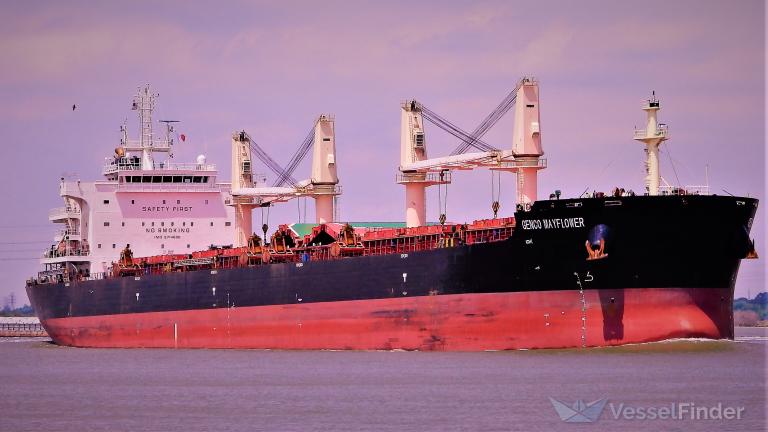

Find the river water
[[0, 328, 765, 432]]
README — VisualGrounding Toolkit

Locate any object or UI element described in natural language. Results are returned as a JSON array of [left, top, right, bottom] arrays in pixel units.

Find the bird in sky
[[72, 104, 76, 111]]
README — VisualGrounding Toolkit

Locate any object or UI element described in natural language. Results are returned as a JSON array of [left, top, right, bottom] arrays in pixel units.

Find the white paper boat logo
[[549, 397, 608, 423]]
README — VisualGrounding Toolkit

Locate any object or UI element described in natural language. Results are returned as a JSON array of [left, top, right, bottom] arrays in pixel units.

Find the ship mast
[[113, 85, 174, 175], [132, 85, 159, 170], [633, 92, 669, 195]]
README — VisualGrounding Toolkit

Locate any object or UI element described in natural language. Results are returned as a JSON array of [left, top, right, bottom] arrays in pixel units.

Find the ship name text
[[521, 217, 585, 230]]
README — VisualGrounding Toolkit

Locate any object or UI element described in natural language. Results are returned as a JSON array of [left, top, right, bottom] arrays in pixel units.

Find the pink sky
[[0, 0, 764, 305]]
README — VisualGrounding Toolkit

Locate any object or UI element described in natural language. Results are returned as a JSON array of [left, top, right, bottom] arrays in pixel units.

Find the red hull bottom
[[42, 288, 733, 351]]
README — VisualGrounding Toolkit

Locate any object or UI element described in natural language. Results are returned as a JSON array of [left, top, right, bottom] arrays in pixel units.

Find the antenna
[[705, 164, 710, 194]]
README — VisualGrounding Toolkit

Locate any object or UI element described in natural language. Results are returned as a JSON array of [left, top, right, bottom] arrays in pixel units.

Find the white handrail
[[49, 207, 81, 217], [116, 183, 222, 192], [43, 248, 90, 259], [659, 185, 710, 196], [633, 125, 669, 139], [104, 163, 217, 175], [56, 228, 81, 237]]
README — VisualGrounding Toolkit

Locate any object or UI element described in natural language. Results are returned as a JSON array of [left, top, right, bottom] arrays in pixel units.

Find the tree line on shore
[[734, 292, 767, 326], [1, 304, 34, 317]]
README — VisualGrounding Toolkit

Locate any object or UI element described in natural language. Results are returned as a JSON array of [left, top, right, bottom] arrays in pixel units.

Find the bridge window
[[173, 176, 182, 183], [103, 200, 110, 205], [225, 222, 231, 227], [104, 222, 110, 227]]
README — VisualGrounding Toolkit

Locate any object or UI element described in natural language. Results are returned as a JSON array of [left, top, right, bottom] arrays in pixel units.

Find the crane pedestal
[[397, 172, 451, 228]]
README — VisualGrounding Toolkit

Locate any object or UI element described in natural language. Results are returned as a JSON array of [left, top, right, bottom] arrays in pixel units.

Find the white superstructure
[[41, 85, 235, 280]]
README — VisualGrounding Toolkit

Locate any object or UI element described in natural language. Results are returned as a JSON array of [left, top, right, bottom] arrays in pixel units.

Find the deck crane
[[398, 77, 546, 227], [229, 115, 341, 247]]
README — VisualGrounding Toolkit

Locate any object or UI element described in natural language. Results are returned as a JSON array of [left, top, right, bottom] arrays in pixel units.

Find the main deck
[[36, 218, 516, 284]]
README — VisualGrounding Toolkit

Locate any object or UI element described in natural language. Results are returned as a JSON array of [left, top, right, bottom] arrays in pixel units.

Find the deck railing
[[116, 183, 222, 192], [104, 162, 217, 175], [49, 206, 81, 218], [55, 228, 81, 238], [659, 185, 710, 196], [43, 248, 90, 259], [633, 124, 669, 139]]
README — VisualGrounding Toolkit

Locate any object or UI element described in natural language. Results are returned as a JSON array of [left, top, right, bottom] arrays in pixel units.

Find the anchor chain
[[574, 272, 587, 348]]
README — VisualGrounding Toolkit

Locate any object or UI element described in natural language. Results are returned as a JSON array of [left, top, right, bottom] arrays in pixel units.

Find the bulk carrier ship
[[26, 79, 759, 350]]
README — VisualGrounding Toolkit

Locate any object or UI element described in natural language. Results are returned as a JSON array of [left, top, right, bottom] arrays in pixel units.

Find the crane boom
[[273, 125, 315, 187], [449, 79, 525, 155]]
